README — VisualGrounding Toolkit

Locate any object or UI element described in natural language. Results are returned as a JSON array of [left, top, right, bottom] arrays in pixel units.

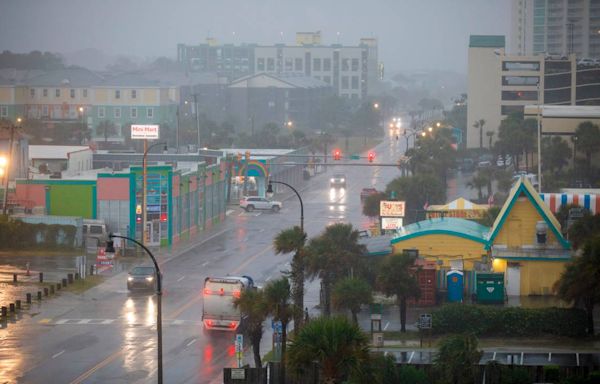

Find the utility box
[[372, 332, 384, 347], [476, 273, 505, 304]]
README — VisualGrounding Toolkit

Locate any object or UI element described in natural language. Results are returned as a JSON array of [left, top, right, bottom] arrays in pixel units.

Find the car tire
[[246, 205, 254, 212], [272, 205, 280, 213]]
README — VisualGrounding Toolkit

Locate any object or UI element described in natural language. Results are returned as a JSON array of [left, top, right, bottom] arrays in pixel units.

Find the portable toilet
[[476, 273, 505, 304], [447, 270, 464, 302]]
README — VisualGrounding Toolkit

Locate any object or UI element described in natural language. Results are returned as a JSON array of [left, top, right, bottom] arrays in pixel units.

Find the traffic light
[[368, 152, 375, 163], [333, 149, 341, 160]]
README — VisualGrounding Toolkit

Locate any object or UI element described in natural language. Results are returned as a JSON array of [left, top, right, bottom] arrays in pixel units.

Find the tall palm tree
[[467, 172, 488, 202], [331, 277, 372, 325], [287, 316, 369, 384], [264, 277, 294, 383], [473, 119, 485, 150], [96, 120, 116, 144], [376, 252, 420, 332], [273, 226, 306, 329], [575, 121, 600, 179], [233, 288, 269, 368], [486, 130, 494, 149], [305, 223, 366, 317]]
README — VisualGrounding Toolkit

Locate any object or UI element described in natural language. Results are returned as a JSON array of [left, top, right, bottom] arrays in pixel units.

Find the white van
[[202, 276, 254, 331], [82, 219, 107, 241]]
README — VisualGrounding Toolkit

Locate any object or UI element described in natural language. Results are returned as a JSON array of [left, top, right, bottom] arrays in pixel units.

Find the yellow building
[[488, 177, 571, 296]]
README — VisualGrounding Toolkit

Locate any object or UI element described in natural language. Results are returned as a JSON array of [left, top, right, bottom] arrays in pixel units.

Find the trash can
[[476, 273, 505, 304]]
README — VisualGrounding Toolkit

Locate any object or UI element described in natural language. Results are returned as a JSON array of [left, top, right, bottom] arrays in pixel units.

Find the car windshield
[[130, 267, 155, 275], [334, 174, 345, 178]]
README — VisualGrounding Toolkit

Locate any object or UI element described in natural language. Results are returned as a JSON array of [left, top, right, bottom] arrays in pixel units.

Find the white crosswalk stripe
[[45, 318, 200, 326]]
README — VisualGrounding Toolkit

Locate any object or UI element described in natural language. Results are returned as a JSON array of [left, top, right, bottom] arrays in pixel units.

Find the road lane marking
[[55, 319, 70, 324], [52, 350, 65, 359], [226, 209, 235, 216], [383, 321, 389, 331], [69, 349, 126, 384], [186, 338, 197, 347], [408, 351, 414, 364], [177, 276, 185, 282], [172, 319, 185, 325], [38, 318, 51, 324]]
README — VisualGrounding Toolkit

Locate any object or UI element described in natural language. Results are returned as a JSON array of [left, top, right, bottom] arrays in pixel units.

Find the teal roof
[[469, 35, 505, 48], [391, 217, 490, 245]]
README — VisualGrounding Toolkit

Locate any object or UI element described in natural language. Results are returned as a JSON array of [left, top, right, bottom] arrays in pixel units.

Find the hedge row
[[0, 218, 78, 250], [431, 304, 587, 337]]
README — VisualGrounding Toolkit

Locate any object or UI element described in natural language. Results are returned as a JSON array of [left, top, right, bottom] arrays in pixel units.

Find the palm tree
[[473, 119, 485, 149], [434, 333, 482, 384], [287, 316, 369, 384], [467, 172, 488, 202], [486, 130, 494, 149], [96, 120, 117, 144], [305, 223, 366, 317], [331, 277, 372, 325], [554, 235, 600, 334], [376, 252, 420, 332], [273, 226, 306, 329], [264, 277, 294, 381], [574, 121, 600, 179], [233, 288, 269, 368]]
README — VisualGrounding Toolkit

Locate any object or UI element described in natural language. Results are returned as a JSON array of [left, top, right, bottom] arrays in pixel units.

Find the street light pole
[[267, 180, 303, 233], [3, 117, 21, 215], [142, 141, 167, 245], [537, 83, 542, 193], [193, 93, 200, 149], [106, 234, 163, 384]]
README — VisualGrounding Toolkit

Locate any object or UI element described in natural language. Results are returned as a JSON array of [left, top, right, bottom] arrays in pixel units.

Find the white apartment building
[[510, 0, 600, 58]]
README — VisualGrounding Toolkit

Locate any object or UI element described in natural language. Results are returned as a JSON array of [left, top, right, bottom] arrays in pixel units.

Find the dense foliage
[[0, 216, 78, 250]]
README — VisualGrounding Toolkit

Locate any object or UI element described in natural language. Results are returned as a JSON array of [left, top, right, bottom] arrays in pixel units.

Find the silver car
[[240, 196, 282, 212]]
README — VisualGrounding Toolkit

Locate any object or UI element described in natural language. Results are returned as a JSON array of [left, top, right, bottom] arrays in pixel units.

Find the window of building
[[267, 58, 275, 71], [313, 58, 321, 71], [83, 89, 88, 98], [29, 88, 35, 98], [70, 89, 75, 98], [131, 90, 137, 99], [341, 76, 349, 89], [295, 58, 302, 71], [55, 89, 61, 98], [115, 90, 121, 99], [342, 58, 350, 71], [43, 89, 48, 97], [502, 76, 539, 86], [501, 90, 538, 101], [147, 108, 153, 118], [98, 107, 105, 118], [131, 107, 137, 118], [114, 107, 121, 118], [323, 76, 331, 84], [285, 57, 293, 71], [323, 58, 331, 71], [351, 58, 359, 71], [0, 106, 7, 117], [501, 105, 525, 116], [503, 61, 540, 71], [42, 105, 48, 116], [257, 58, 265, 71]]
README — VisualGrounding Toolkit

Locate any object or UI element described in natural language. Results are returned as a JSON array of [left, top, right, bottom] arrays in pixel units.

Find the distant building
[[177, 32, 379, 99], [28, 145, 93, 177]]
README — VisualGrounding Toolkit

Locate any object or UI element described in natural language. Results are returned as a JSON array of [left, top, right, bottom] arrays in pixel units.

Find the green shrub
[[432, 304, 587, 337]]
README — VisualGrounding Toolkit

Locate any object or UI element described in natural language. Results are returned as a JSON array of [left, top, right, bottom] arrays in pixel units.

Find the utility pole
[[3, 118, 20, 215], [193, 94, 200, 149]]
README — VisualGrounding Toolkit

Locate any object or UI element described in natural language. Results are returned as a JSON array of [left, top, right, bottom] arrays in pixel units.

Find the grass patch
[[262, 350, 276, 363], [65, 275, 106, 294]]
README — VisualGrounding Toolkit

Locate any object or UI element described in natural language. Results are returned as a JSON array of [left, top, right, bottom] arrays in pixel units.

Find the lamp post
[[537, 83, 542, 193], [3, 117, 21, 215], [142, 142, 167, 245], [267, 180, 303, 233], [105, 234, 163, 383]]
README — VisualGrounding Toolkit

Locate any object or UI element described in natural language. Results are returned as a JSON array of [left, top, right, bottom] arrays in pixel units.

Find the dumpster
[[447, 270, 464, 303], [476, 273, 505, 304]]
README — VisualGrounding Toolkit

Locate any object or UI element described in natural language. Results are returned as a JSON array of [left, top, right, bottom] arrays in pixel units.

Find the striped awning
[[540, 193, 600, 215]]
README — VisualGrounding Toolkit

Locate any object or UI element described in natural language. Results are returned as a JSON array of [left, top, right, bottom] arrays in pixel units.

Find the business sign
[[131, 124, 159, 139], [381, 217, 403, 230], [380, 200, 406, 217], [419, 314, 432, 329]]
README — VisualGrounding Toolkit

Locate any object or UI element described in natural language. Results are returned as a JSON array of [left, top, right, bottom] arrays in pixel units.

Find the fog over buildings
[[0, 0, 510, 73]]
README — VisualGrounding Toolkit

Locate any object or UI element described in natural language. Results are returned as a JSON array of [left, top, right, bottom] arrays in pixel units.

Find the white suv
[[240, 196, 282, 212]]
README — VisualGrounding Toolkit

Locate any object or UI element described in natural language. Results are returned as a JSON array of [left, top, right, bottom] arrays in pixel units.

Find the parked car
[[360, 187, 379, 200], [496, 154, 512, 167], [459, 158, 475, 173], [477, 160, 492, 168], [127, 266, 157, 291], [239, 196, 282, 212], [330, 173, 347, 188]]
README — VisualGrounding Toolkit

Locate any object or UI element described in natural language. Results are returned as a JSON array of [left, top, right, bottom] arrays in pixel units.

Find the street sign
[[419, 314, 432, 329], [131, 124, 160, 139], [272, 320, 283, 334], [231, 368, 245, 379], [235, 333, 243, 367], [350, 154, 360, 160]]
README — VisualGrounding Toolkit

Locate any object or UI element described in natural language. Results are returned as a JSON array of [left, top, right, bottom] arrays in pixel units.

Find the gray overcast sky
[[0, 0, 510, 73]]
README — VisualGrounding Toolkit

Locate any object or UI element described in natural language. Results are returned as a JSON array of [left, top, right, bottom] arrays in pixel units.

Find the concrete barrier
[[62, 279, 67, 288], [26, 293, 31, 304], [37, 291, 42, 301], [1, 307, 6, 317], [9, 303, 15, 312], [50, 285, 55, 294], [43, 288, 49, 297], [67, 274, 74, 284], [15, 300, 21, 310], [39, 272, 43, 283]]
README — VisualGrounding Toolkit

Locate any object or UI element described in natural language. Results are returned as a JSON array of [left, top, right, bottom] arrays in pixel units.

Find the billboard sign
[[131, 124, 159, 139], [380, 200, 406, 217], [381, 217, 403, 230]]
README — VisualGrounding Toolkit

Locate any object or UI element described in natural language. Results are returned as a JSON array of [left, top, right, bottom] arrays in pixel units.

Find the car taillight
[[232, 290, 241, 298], [205, 320, 213, 326], [203, 288, 211, 295], [219, 288, 225, 296], [229, 321, 237, 328]]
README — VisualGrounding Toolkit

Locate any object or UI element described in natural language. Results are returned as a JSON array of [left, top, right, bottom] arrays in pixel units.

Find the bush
[[0, 215, 78, 250], [432, 304, 587, 337]]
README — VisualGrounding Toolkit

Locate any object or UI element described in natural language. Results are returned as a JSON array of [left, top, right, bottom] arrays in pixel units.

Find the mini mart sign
[[131, 124, 160, 139]]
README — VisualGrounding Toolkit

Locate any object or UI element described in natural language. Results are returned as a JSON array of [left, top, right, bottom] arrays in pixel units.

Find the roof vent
[[536, 221, 547, 244]]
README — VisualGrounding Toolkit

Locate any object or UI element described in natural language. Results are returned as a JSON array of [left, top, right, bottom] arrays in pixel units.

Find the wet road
[[0, 134, 406, 384]]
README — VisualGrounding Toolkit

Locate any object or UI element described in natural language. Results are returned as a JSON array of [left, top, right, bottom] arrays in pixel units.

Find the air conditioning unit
[[536, 221, 547, 245]]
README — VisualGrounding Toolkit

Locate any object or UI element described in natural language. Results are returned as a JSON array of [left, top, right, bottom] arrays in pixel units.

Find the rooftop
[[469, 35, 506, 48], [391, 217, 490, 245], [29, 145, 91, 160]]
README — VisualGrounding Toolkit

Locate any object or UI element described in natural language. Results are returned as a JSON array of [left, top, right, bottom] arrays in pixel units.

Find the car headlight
[[340, 178, 345, 182], [127, 276, 134, 282], [145, 276, 154, 282], [330, 178, 335, 182]]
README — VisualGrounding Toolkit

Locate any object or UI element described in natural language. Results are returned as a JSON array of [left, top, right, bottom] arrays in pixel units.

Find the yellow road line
[[69, 349, 125, 384]]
